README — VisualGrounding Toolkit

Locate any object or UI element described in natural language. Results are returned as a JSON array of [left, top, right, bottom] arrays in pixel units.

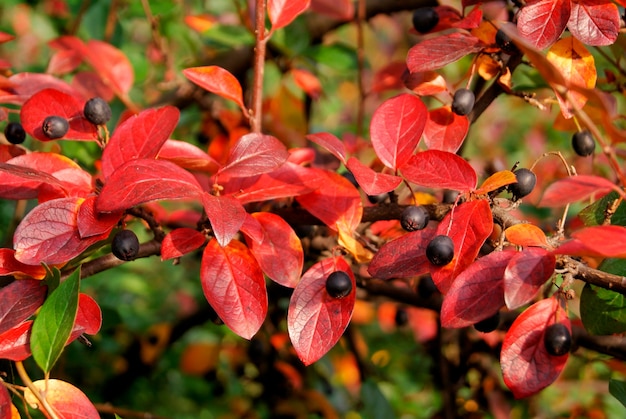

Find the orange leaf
[[183, 66, 246, 114], [505, 224, 549, 247], [475, 170, 517, 195], [24, 379, 99, 418]]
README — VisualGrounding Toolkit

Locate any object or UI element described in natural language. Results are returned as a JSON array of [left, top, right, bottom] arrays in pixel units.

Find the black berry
[[400, 205, 430, 232], [508, 168, 536, 200], [417, 275, 438, 298], [367, 193, 388, 204], [111, 229, 140, 261], [83, 97, 112, 125], [451, 88, 475, 116], [42, 115, 69, 139], [395, 307, 409, 326], [4, 122, 26, 144], [412, 7, 439, 34], [426, 235, 454, 266], [325, 271, 352, 299], [442, 189, 460, 204], [474, 312, 500, 333], [543, 323, 572, 356], [495, 29, 518, 55], [572, 130, 595, 157]]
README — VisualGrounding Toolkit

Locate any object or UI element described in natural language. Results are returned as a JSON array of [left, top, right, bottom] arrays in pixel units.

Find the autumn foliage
[[1, 0, 626, 417]]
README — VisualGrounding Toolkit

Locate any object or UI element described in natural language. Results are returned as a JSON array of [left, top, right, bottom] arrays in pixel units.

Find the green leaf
[[42, 265, 61, 295], [359, 379, 394, 419], [580, 259, 626, 335], [610, 379, 626, 408], [31, 268, 81, 373], [304, 44, 358, 73], [579, 191, 626, 227]]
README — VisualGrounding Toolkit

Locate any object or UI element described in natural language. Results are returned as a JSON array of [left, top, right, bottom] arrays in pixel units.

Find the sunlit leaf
[[504, 248, 556, 309], [268, 0, 311, 30], [423, 107, 469, 153], [346, 157, 402, 196], [540, 175, 618, 207], [407, 32, 484, 73], [504, 224, 549, 247], [24, 379, 99, 418], [475, 170, 517, 195], [183, 66, 246, 112], [161, 228, 206, 261], [201, 193, 246, 247], [306, 132, 346, 164], [517, 0, 570, 49], [568, 0, 619, 46], [400, 149, 477, 191], [217, 133, 289, 178]]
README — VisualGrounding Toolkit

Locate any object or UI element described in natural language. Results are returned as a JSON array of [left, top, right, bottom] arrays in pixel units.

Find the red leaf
[[101, 106, 180, 179], [14, 197, 106, 265], [370, 61, 407, 93], [368, 227, 437, 279], [296, 169, 362, 232], [310, 0, 354, 21], [539, 175, 618, 207], [517, 0, 570, 49], [217, 133, 289, 178], [0, 162, 66, 201], [24, 379, 99, 419], [407, 32, 484, 73], [183, 66, 246, 113], [306, 132, 347, 164], [568, 225, 626, 258], [346, 157, 402, 196], [568, 0, 619, 46], [0, 385, 12, 419], [268, 0, 311, 30], [0, 320, 32, 361], [161, 228, 206, 260], [504, 248, 556, 309], [423, 107, 469, 153], [244, 212, 304, 288], [76, 196, 122, 239], [96, 159, 203, 213], [73, 294, 103, 336], [431, 199, 493, 293], [200, 239, 268, 339], [158, 139, 221, 173], [288, 256, 355, 365], [201, 193, 246, 247], [0, 249, 47, 279], [20, 88, 97, 141], [291, 68, 322, 99], [0, 73, 80, 105], [240, 213, 265, 244], [0, 279, 46, 335], [400, 150, 477, 191], [404, 71, 448, 96], [440, 250, 513, 328], [501, 298, 570, 398], [369, 93, 427, 170]]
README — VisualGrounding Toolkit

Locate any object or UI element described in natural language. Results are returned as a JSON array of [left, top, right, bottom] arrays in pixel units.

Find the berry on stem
[[544, 323, 572, 356], [412, 7, 439, 34], [42, 115, 69, 139], [84, 97, 112, 125], [451, 88, 475, 116], [4, 122, 26, 144], [400, 205, 429, 232], [111, 229, 140, 261], [508, 168, 536, 201], [426, 235, 454, 266], [572, 130, 595, 157], [325, 271, 352, 299]]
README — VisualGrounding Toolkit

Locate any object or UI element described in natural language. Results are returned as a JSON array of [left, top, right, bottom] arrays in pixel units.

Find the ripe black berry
[[495, 29, 518, 55], [395, 307, 409, 326], [111, 229, 140, 261], [543, 323, 572, 356], [4, 122, 26, 144], [325, 271, 352, 299], [451, 88, 475, 116], [508, 168, 536, 200], [412, 7, 439, 34], [426, 235, 454, 266], [474, 312, 500, 333], [42, 115, 69, 139], [400, 205, 430, 232], [83, 97, 112, 125], [572, 130, 595, 157]]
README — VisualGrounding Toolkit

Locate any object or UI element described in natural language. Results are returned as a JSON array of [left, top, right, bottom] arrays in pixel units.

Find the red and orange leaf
[[84, 39, 134, 97], [268, 0, 311, 30], [20, 88, 97, 142], [517, 0, 570, 49], [291, 68, 322, 99], [0, 320, 32, 361], [200, 239, 268, 340], [566, 225, 626, 258], [539, 175, 618, 207], [431, 199, 493, 293], [504, 248, 556, 309], [370, 61, 407, 93], [306, 132, 347, 164], [184, 14, 217, 33], [423, 107, 469, 153], [14, 197, 106, 265], [158, 139, 221, 173], [0, 32, 15, 44], [407, 32, 484, 73], [47, 49, 82, 75], [440, 250, 513, 328], [183, 66, 246, 113], [101, 106, 180, 179], [505, 224, 549, 247], [0, 279, 47, 335], [568, 0, 619, 46], [201, 193, 246, 247], [404, 71, 448, 96], [76, 196, 122, 239], [400, 149, 477, 191], [296, 169, 362, 232], [73, 294, 102, 336], [369, 93, 427, 170], [24, 379, 99, 419], [475, 170, 517, 195], [161, 228, 206, 260], [501, 298, 570, 398], [368, 227, 436, 279], [346, 157, 402, 196], [217, 133, 289, 178], [0, 249, 47, 279], [245, 212, 303, 288], [288, 256, 355, 365], [97, 159, 203, 213]]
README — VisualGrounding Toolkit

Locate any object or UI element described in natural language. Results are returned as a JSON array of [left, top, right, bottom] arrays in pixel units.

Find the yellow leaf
[[337, 225, 373, 263]]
